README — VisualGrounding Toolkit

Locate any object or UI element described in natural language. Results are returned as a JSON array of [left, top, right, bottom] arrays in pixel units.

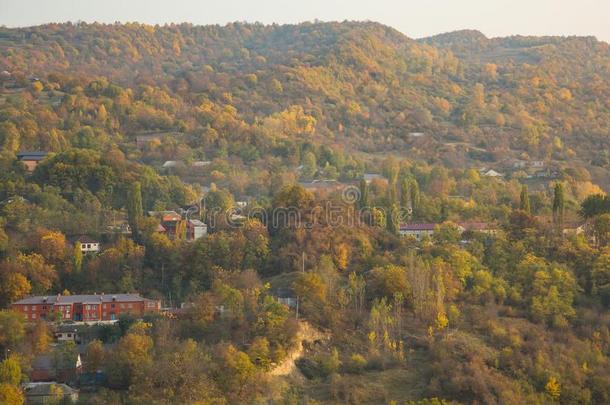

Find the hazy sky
[[0, 0, 608, 42]]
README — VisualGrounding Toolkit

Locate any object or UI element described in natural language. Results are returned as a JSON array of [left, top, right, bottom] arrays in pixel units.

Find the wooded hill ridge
[[1, 22, 608, 190]]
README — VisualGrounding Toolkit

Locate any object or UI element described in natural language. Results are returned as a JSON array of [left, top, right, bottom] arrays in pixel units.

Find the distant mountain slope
[[0, 22, 608, 186]]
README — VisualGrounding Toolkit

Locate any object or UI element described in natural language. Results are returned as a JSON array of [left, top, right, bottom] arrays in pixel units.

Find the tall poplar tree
[[520, 184, 531, 213], [552, 182, 565, 228], [127, 181, 144, 240]]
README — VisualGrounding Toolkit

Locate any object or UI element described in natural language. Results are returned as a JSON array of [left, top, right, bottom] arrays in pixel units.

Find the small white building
[[483, 169, 504, 178], [399, 223, 436, 240], [187, 219, 208, 240], [71, 236, 100, 253]]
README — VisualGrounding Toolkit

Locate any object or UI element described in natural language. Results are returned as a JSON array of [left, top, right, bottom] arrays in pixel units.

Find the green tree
[[580, 194, 610, 218], [520, 184, 531, 213], [301, 151, 317, 179], [552, 182, 565, 228], [73, 243, 83, 273], [593, 214, 610, 247], [127, 181, 144, 240], [84, 340, 105, 373], [358, 178, 369, 209], [0, 311, 25, 349], [400, 178, 411, 212]]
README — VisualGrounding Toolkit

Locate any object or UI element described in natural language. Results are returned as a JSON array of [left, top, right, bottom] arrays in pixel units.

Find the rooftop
[[400, 223, 437, 231], [13, 293, 154, 305], [188, 219, 206, 226], [24, 382, 78, 397], [69, 235, 99, 244], [16, 151, 48, 161]]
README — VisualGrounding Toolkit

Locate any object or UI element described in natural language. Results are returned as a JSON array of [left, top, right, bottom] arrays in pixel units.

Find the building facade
[[399, 223, 436, 240], [16, 151, 48, 172], [12, 294, 161, 322]]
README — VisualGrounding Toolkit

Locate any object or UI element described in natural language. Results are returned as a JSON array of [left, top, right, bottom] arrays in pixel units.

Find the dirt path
[[269, 320, 329, 377]]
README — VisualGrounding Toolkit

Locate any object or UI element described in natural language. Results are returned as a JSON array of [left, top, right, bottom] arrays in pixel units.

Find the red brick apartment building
[[12, 294, 161, 322]]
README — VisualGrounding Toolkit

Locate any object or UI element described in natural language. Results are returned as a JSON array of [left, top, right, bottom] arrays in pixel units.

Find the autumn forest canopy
[[0, 21, 608, 404]]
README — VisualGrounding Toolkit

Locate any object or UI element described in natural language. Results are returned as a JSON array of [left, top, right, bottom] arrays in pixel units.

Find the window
[[120, 304, 125, 309], [67, 333, 72, 338], [86, 305, 90, 310], [128, 303, 133, 309], [42, 306, 47, 310], [23, 306, 28, 311], [32, 313, 36, 319]]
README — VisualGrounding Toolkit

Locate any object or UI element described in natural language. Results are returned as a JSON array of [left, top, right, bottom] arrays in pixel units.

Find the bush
[[346, 353, 367, 374]]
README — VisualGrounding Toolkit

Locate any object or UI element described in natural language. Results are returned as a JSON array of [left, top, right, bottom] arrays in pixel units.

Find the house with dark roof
[[69, 235, 100, 254], [24, 382, 79, 404], [399, 223, 437, 240], [12, 293, 161, 322], [16, 151, 48, 172], [457, 221, 499, 235]]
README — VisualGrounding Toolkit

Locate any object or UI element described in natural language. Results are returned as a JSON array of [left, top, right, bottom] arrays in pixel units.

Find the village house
[[191, 160, 212, 168], [275, 288, 297, 308], [363, 173, 387, 184], [12, 293, 161, 322], [148, 210, 182, 238], [70, 235, 101, 254], [24, 382, 79, 404], [187, 219, 208, 240], [457, 221, 499, 235], [399, 223, 436, 240], [562, 222, 586, 237], [482, 169, 504, 178], [400, 221, 498, 240], [16, 151, 48, 172], [134, 134, 162, 149], [29, 352, 82, 382], [54, 324, 81, 344], [162, 160, 185, 169]]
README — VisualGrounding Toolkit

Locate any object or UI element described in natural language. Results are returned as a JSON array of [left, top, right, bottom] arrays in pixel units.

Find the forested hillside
[[0, 22, 608, 404], [1, 22, 609, 187]]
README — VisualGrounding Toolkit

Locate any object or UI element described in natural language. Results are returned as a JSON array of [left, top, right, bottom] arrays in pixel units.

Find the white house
[[399, 223, 436, 240], [483, 169, 504, 178], [71, 236, 100, 253], [187, 219, 208, 240]]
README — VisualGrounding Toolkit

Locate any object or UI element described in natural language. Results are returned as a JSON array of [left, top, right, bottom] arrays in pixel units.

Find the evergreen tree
[[552, 182, 565, 227], [73, 243, 83, 273], [127, 181, 144, 240], [409, 178, 420, 218], [400, 178, 410, 211], [358, 178, 369, 209], [520, 184, 531, 213], [386, 204, 399, 235]]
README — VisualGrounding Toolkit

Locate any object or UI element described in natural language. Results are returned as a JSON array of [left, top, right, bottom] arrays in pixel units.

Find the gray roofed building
[[24, 382, 79, 404], [13, 293, 151, 305]]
